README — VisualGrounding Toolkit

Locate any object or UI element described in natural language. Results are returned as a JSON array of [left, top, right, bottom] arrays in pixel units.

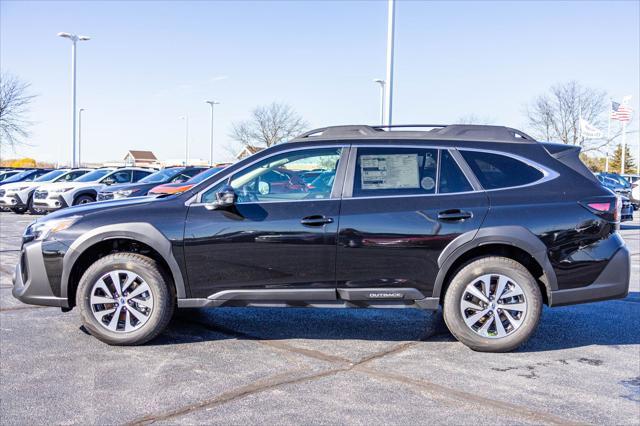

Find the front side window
[[202, 148, 342, 204], [353, 147, 438, 197], [460, 151, 544, 190], [104, 170, 132, 184]]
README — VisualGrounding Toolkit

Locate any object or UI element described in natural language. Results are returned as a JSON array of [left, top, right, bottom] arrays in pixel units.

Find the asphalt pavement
[[1, 210, 639, 425]]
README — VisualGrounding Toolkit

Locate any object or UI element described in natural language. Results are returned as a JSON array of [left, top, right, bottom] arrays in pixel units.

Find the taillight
[[579, 196, 618, 222]]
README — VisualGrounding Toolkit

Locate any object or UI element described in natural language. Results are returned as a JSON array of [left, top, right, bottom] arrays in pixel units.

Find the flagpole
[[605, 103, 611, 172], [621, 121, 626, 175]]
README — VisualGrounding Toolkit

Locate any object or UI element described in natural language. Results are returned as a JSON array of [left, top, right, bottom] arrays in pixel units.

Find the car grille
[[34, 190, 47, 199], [97, 192, 113, 201]]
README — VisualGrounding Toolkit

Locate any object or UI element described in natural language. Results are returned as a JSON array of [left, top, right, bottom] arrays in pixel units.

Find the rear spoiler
[[541, 143, 598, 183]]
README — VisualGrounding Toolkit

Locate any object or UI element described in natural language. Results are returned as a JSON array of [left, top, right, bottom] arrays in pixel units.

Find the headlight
[[114, 189, 135, 198], [23, 216, 80, 242], [50, 187, 74, 193]]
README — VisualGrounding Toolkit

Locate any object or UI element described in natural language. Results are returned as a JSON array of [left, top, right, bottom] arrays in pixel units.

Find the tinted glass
[[461, 151, 543, 189], [439, 151, 473, 193], [188, 167, 223, 184], [139, 168, 182, 183], [35, 170, 65, 182], [75, 169, 113, 182], [133, 170, 151, 181], [56, 170, 89, 182], [182, 168, 206, 178], [353, 147, 438, 197], [107, 170, 132, 183], [2, 170, 35, 183], [202, 148, 341, 204]]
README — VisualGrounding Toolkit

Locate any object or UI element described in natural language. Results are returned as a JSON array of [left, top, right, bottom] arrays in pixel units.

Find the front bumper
[[549, 245, 630, 306], [0, 193, 26, 207], [12, 241, 68, 308], [32, 195, 68, 211]]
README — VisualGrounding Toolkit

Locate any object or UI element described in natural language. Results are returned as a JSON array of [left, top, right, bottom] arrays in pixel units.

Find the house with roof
[[123, 150, 159, 167], [236, 145, 263, 160]]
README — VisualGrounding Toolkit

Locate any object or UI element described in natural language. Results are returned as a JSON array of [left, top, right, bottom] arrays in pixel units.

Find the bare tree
[[526, 81, 611, 151], [230, 103, 308, 149], [0, 72, 35, 150]]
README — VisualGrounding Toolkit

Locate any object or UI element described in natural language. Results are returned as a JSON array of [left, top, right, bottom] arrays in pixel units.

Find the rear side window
[[460, 151, 543, 189], [133, 170, 151, 181], [354, 147, 438, 197], [439, 151, 473, 194]]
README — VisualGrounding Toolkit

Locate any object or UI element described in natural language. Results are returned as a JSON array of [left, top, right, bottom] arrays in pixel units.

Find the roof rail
[[292, 124, 536, 143]]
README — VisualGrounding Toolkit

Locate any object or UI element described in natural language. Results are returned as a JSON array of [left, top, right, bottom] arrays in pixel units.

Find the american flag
[[610, 101, 633, 122]]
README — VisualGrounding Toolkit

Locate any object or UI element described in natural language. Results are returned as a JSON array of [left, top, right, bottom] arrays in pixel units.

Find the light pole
[[205, 101, 220, 166], [383, 0, 395, 126], [78, 108, 85, 167], [58, 32, 90, 167], [373, 79, 385, 126], [180, 115, 189, 166]]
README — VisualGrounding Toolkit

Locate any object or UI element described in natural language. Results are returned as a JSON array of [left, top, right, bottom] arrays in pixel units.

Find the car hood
[[40, 181, 105, 191], [100, 182, 157, 194], [39, 195, 160, 222], [0, 181, 41, 191]]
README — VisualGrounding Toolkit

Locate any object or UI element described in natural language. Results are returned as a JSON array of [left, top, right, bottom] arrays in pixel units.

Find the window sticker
[[360, 154, 420, 190]]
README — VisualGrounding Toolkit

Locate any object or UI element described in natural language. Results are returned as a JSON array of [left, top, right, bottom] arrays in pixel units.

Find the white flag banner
[[580, 118, 603, 139]]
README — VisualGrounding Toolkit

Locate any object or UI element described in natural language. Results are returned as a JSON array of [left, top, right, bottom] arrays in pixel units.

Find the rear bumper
[[549, 245, 630, 307], [12, 241, 68, 308]]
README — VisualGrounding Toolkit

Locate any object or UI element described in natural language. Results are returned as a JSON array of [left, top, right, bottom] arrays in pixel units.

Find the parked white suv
[[0, 169, 92, 214], [33, 167, 153, 211]]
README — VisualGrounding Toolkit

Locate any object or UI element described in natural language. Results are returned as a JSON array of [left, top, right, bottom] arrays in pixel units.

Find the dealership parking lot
[[1, 211, 639, 425]]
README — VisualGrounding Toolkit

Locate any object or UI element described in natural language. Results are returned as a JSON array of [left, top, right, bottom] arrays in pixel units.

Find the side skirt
[[178, 288, 440, 310]]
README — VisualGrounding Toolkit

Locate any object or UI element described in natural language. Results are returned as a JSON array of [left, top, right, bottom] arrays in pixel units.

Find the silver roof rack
[[292, 124, 536, 143]]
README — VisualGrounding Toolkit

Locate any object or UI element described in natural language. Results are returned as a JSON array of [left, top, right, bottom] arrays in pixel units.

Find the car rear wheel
[[76, 253, 175, 345], [443, 256, 542, 352]]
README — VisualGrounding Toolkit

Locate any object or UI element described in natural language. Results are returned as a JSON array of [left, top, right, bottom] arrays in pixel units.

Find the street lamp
[[58, 32, 90, 167], [78, 108, 85, 167], [373, 79, 385, 126], [383, 0, 395, 126], [180, 115, 189, 166], [205, 101, 220, 166]]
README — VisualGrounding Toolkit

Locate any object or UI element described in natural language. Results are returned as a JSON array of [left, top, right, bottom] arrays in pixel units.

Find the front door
[[184, 146, 347, 299], [336, 146, 489, 298]]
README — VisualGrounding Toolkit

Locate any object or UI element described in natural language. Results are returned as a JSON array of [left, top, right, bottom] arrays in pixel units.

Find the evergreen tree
[[608, 144, 637, 173]]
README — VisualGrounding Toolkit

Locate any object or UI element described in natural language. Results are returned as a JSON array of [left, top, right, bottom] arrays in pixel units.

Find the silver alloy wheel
[[90, 270, 154, 333], [459, 273, 527, 339]]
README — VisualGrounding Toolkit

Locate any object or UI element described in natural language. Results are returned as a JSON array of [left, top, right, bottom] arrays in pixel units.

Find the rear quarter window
[[460, 151, 544, 189]]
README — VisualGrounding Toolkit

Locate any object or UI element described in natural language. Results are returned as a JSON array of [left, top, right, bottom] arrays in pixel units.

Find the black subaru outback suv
[[13, 125, 630, 352]]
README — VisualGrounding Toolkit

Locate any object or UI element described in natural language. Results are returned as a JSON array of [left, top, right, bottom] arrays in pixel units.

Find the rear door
[[336, 145, 489, 299]]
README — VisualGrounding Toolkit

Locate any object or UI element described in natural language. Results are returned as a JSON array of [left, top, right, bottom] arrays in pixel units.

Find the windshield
[[188, 167, 223, 184], [139, 168, 183, 183], [74, 169, 113, 182], [35, 170, 66, 182], [2, 170, 34, 183]]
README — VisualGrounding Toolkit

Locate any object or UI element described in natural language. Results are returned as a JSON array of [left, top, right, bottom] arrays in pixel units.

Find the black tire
[[73, 194, 95, 205], [11, 205, 27, 214], [76, 253, 175, 345], [443, 256, 542, 353]]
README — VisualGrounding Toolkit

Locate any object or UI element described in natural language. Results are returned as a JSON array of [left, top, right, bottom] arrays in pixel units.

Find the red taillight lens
[[586, 202, 610, 212]]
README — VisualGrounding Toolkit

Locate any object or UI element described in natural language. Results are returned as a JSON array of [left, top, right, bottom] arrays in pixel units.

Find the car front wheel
[[443, 256, 542, 352], [76, 253, 175, 345]]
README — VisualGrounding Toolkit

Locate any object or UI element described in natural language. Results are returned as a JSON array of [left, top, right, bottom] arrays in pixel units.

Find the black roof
[[290, 124, 537, 144]]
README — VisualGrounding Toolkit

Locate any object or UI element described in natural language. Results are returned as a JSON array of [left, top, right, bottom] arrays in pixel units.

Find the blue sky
[[1, 0, 639, 164]]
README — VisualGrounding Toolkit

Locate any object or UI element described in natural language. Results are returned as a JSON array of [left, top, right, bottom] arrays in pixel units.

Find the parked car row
[[595, 172, 638, 222], [0, 165, 244, 215]]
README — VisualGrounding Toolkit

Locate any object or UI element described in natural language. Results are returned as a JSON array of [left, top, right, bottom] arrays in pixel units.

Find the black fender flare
[[60, 223, 187, 302], [433, 225, 557, 300], [73, 189, 98, 203]]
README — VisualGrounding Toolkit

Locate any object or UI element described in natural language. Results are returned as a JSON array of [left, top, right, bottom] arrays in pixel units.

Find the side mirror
[[205, 185, 236, 210]]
